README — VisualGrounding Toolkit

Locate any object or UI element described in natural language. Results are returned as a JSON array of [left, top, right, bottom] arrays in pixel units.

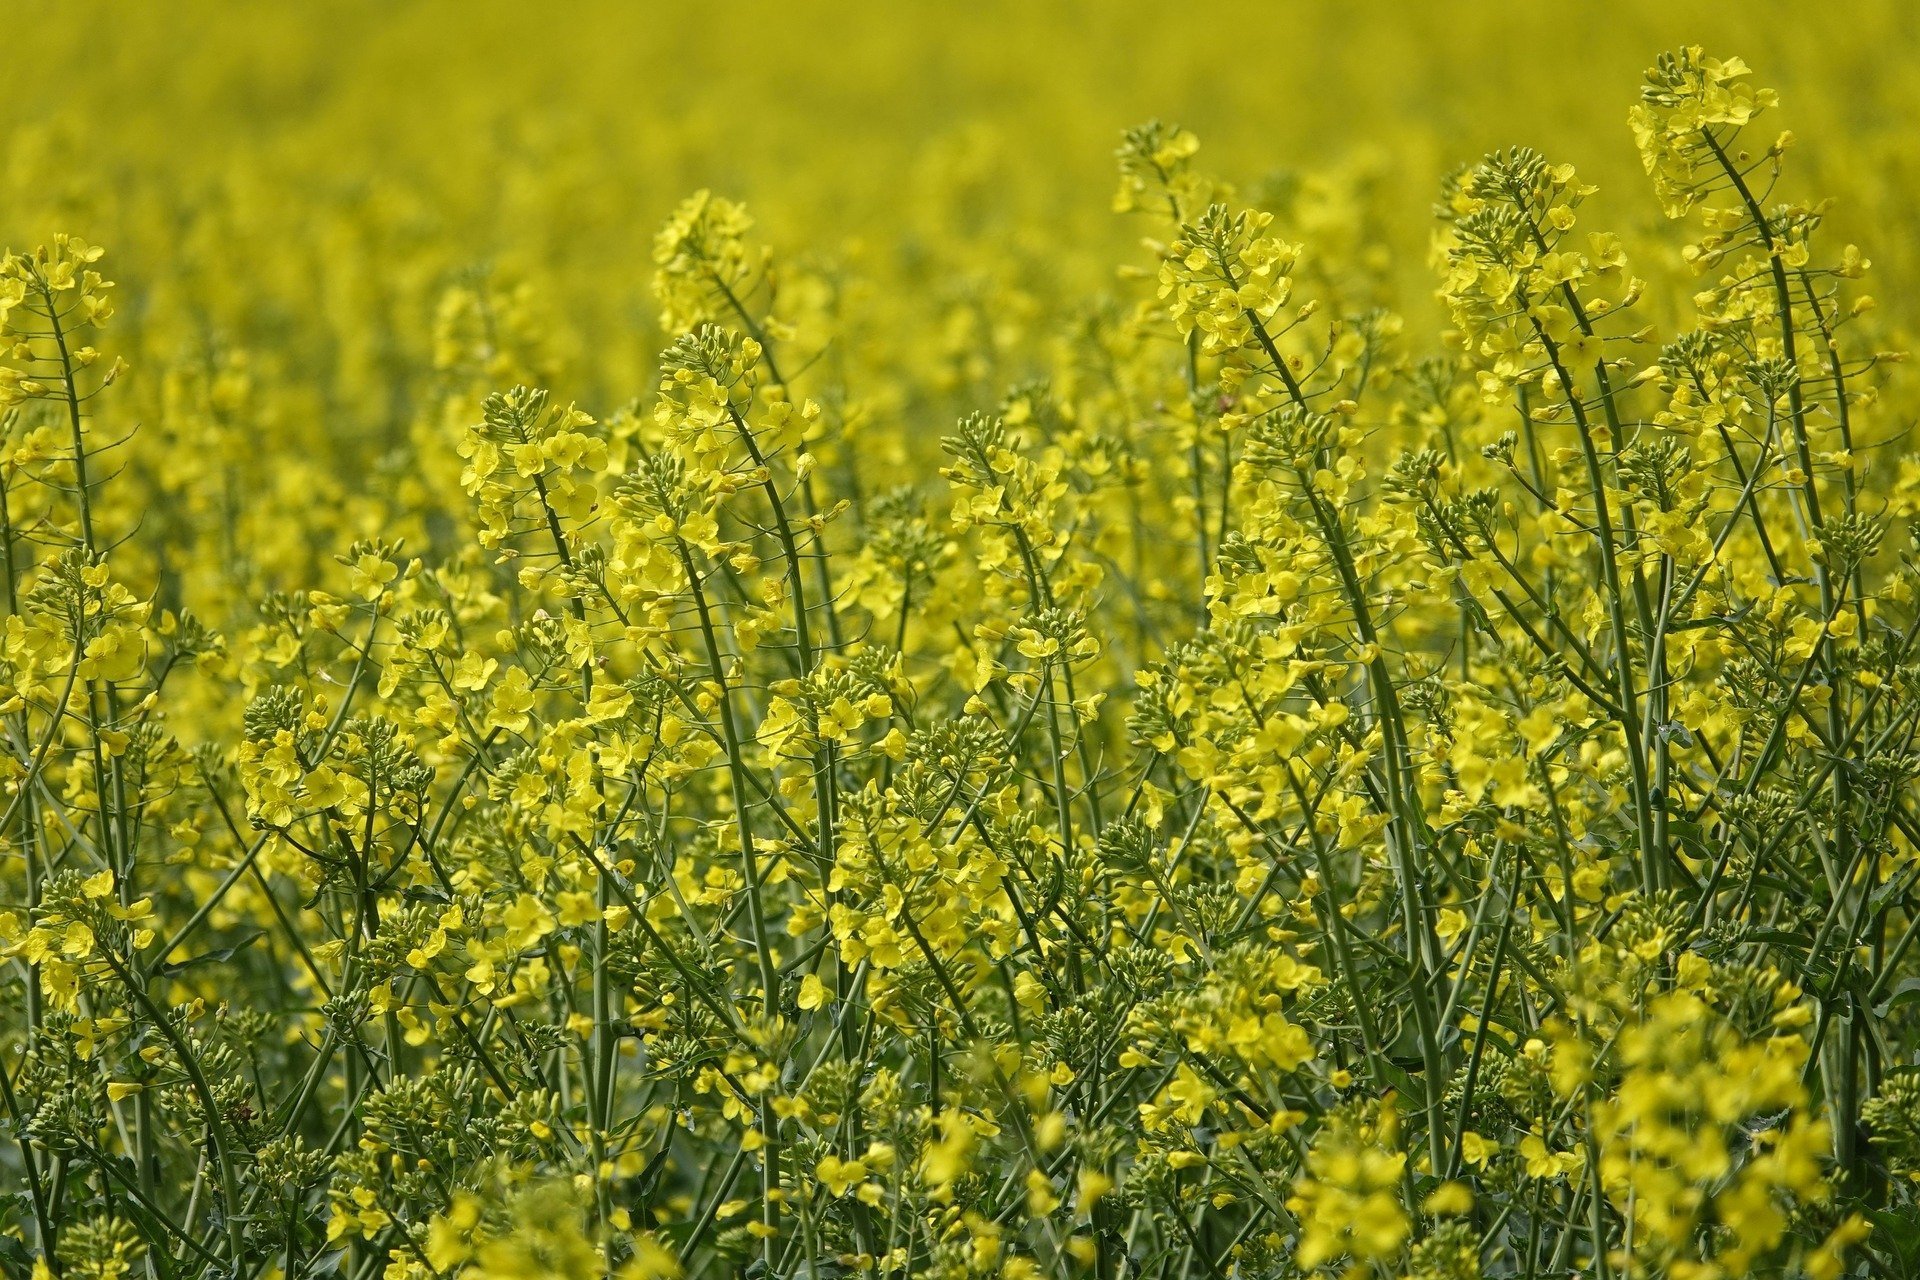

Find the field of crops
[[6, 2, 1920, 1276]]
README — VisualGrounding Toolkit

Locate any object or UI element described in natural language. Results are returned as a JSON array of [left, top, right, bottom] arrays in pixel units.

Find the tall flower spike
[[1631, 48, 1779, 218], [652, 190, 764, 336]]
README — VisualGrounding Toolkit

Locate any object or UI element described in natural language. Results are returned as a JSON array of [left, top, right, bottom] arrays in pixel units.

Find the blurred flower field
[[5, 2, 1920, 1276]]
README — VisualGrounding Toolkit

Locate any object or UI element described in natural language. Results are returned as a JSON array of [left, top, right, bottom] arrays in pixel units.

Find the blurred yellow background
[[14, 1, 1910, 311], [4, 0, 1909, 606]]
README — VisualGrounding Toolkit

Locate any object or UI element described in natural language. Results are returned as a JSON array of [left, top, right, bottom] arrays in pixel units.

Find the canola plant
[[4, 4, 1920, 1277]]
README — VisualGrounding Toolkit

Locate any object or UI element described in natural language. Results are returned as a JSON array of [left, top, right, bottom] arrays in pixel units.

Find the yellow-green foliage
[[3, 4, 1919, 1278]]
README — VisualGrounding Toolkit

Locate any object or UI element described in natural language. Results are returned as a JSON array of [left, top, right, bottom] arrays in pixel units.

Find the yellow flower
[[816, 1154, 869, 1197], [487, 666, 537, 734], [796, 973, 830, 1010]]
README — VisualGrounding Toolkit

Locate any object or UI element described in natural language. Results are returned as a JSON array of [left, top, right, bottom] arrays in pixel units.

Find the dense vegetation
[[5, 6, 1920, 1278]]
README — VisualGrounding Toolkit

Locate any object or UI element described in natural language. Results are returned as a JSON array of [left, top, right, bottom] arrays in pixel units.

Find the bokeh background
[[4, 0, 1911, 608]]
